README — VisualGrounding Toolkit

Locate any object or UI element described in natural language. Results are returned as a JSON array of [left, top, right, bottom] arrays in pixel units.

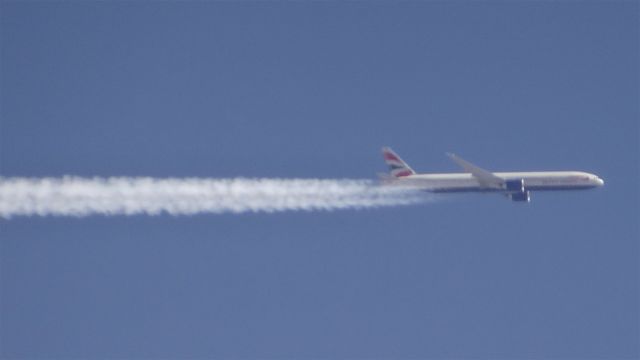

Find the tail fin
[[382, 147, 415, 178]]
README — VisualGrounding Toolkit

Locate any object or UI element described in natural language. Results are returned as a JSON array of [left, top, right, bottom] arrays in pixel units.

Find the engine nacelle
[[510, 190, 531, 202], [504, 179, 525, 193], [505, 179, 530, 202]]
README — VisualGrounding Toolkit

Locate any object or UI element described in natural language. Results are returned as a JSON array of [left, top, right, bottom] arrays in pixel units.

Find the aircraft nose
[[596, 177, 604, 186]]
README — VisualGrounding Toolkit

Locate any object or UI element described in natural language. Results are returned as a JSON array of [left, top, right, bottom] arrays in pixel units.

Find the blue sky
[[1, 1, 638, 358]]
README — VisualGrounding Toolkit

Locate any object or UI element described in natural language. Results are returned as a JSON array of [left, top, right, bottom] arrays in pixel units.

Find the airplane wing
[[446, 153, 504, 189]]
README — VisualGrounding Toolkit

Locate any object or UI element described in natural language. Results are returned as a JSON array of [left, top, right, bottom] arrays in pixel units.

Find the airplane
[[381, 147, 604, 202]]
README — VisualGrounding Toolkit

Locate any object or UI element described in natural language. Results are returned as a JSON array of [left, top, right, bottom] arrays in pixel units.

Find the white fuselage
[[392, 171, 604, 193]]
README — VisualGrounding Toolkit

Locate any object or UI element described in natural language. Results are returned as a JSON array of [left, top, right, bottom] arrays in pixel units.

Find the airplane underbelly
[[396, 175, 597, 193], [404, 178, 487, 192]]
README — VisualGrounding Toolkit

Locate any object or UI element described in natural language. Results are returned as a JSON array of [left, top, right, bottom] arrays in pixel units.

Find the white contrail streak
[[0, 177, 428, 218]]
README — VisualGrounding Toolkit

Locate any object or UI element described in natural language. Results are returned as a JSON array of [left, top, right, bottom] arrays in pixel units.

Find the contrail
[[0, 177, 428, 218]]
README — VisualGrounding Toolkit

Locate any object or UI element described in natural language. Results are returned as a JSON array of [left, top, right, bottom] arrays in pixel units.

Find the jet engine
[[504, 179, 525, 193], [509, 190, 531, 202], [505, 179, 530, 202]]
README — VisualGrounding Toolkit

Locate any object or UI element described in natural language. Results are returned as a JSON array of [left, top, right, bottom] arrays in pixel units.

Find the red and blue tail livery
[[382, 147, 415, 178]]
